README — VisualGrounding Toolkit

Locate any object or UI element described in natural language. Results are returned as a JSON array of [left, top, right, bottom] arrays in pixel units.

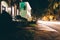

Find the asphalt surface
[[36, 20, 60, 33], [33, 20, 60, 40], [16, 20, 60, 40]]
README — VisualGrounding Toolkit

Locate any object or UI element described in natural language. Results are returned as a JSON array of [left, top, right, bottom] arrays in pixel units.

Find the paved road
[[16, 20, 60, 40], [36, 20, 60, 33]]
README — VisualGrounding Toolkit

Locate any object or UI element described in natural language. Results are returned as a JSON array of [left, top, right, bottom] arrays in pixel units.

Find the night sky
[[28, 0, 49, 10], [27, 0, 50, 17]]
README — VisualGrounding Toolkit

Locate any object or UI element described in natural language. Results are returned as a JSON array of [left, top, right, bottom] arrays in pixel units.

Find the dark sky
[[27, 0, 50, 17], [28, 0, 49, 10]]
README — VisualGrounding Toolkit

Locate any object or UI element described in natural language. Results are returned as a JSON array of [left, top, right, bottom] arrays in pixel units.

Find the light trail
[[37, 20, 60, 25], [36, 20, 59, 32]]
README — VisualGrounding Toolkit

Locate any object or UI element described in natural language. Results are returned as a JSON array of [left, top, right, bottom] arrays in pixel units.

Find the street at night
[[37, 20, 60, 33], [0, 0, 60, 40]]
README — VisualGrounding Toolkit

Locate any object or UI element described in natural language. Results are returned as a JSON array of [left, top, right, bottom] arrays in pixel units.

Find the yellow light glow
[[53, 2, 58, 9]]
